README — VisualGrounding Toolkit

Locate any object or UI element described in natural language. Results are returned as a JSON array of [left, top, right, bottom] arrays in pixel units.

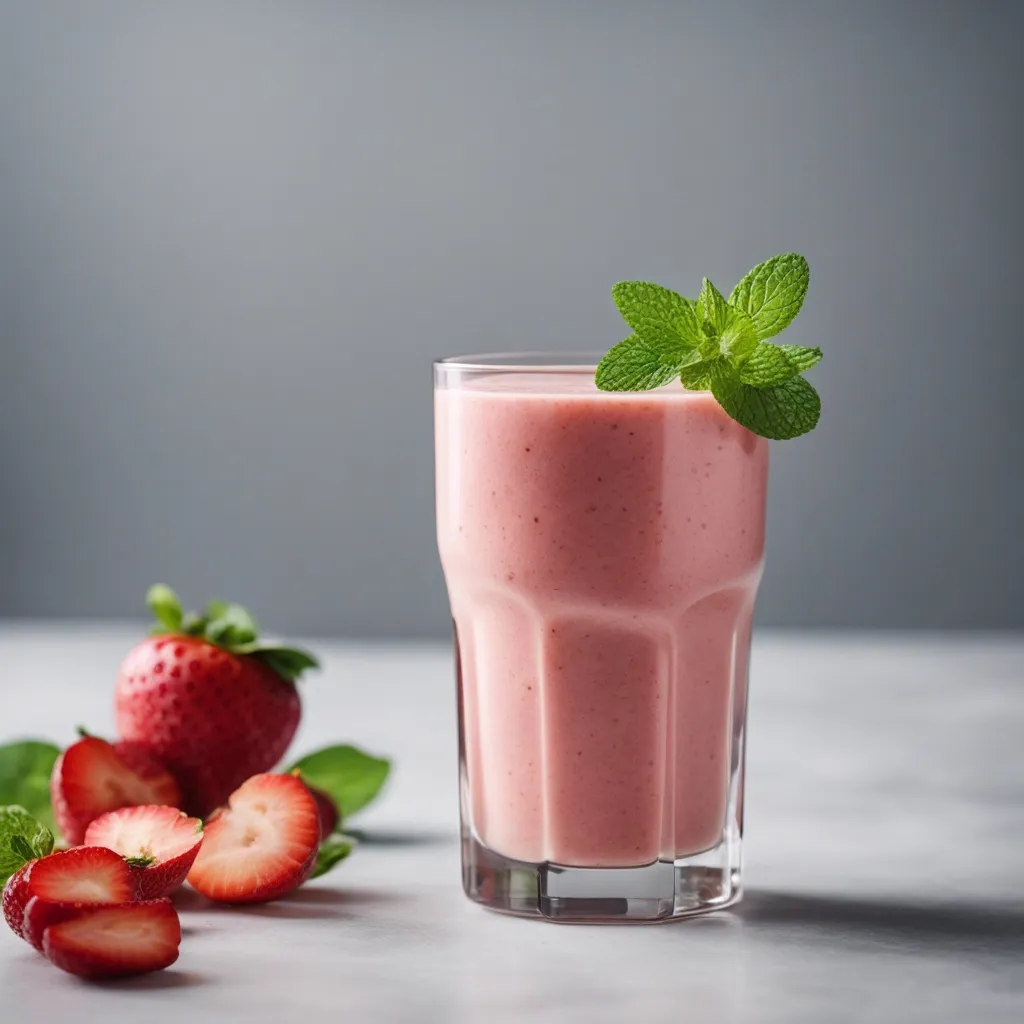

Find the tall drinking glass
[[435, 353, 768, 922]]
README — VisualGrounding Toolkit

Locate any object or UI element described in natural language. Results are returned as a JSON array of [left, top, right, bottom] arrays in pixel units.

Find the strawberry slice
[[85, 805, 203, 900], [51, 736, 183, 846], [187, 773, 320, 904], [22, 846, 136, 950], [2, 862, 34, 939], [43, 899, 180, 980]]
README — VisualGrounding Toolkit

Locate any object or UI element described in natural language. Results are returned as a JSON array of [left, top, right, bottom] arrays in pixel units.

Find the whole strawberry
[[114, 586, 318, 817]]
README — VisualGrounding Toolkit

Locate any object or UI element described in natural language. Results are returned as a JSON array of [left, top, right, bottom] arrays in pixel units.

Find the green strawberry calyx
[[145, 584, 319, 683]]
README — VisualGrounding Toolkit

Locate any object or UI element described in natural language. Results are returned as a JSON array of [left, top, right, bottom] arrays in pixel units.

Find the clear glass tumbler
[[435, 353, 769, 922]]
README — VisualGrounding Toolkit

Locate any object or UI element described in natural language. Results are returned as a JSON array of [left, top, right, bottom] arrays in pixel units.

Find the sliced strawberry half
[[43, 898, 180, 980], [50, 736, 182, 846], [2, 862, 34, 939], [187, 773, 320, 904], [85, 805, 203, 900], [22, 846, 136, 950]]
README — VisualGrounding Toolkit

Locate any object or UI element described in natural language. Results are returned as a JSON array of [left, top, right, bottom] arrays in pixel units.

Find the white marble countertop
[[0, 626, 1021, 1022]]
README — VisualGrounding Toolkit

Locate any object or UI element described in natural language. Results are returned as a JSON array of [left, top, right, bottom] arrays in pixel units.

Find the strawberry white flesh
[[187, 773, 319, 904], [85, 805, 203, 900], [43, 899, 180, 979]]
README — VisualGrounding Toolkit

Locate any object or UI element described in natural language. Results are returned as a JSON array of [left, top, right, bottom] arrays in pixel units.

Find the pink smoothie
[[436, 370, 768, 868]]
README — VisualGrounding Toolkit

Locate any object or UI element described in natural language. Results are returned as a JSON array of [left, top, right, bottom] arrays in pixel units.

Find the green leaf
[[235, 644, 319, 682], [180, 610, 207, 635], [125, 854, 156, 868], [777, 344, 823, 372], [0, 740, 61, 833], [142, 585, 320, 679], [9, 835, 35, 862], [710, 364, 821, 440], [718, 307, 759, 366], [310, 834, 356, 880], [738, 343, 800, 386], [739, 343, 823, 386], [287, 745, 391, 819], [146, 584, 183, 633], [729, 253, 810, 340], [678, 357, 718, 391], [205, 602, 259, 647], [696, 277, 730, 336], [596, 335, 686, 392], [611, 282, 701, 353], [0, 806, 55, 885]]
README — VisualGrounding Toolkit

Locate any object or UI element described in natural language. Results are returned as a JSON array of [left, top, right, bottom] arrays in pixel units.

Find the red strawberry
[[51, 736, 182, 846], [43, 899, 180, 980], [22, 846, 136, 950], [308, 784, 339, 841], [114, 587, 317, 818], [187, 773, 320, 904], [113, 740, 183, 784], [85, 805, 203, 900], [2, 862, 34, 939]]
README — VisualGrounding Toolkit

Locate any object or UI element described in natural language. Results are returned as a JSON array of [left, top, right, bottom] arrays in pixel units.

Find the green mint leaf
[[0, 740, 61, 833], [611, 282, 701, 354], [146, 584, 183, 633], [739, 342, 823, 386], [777, 344, 822, 372], [738, 343, 799, 386], [729, 253, 809, 340], [287, 745, 391, 819], [696, 277, 730, 337], [596, 335, 687, 392], [718, 307, 758, 366], [0, 806, 55, 885], [679, 357, 718, 391], [310, 834, 356, 880], [710, 364, 821, 440], [10, 835, 35, 863], [595, 256, 822, 438]]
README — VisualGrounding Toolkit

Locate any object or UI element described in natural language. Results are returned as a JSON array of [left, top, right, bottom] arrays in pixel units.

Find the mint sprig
[[596, 253, 820, 439], [146, 585, 319, 683], [0, 805, 55, 886]]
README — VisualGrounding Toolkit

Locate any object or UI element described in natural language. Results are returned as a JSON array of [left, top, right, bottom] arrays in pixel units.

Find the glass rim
[[434, 351, 602, 372]]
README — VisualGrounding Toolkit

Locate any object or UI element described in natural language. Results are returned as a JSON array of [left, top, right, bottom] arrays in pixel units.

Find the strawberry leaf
[[240, 645, 319, 682], [311, 834, 356, 880], [287, 745, 391, 818], [205, 603, 259, 647], [0, 740, 61, 832], [141, 585, 319, 682], [146, 584, 183, 632]]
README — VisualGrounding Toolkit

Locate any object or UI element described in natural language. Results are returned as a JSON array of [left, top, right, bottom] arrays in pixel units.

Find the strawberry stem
[[144, 585, 319, 683]]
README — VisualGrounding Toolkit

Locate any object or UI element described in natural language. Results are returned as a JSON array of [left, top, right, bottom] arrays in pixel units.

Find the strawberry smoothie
[[436, 361, 768, 871]]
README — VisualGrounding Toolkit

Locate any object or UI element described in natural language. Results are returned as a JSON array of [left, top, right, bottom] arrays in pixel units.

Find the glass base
[[462, 832, 742, 923]]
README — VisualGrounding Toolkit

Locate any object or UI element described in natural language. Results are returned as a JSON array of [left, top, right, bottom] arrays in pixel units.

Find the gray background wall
[[1, 0, 1021, 637]]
